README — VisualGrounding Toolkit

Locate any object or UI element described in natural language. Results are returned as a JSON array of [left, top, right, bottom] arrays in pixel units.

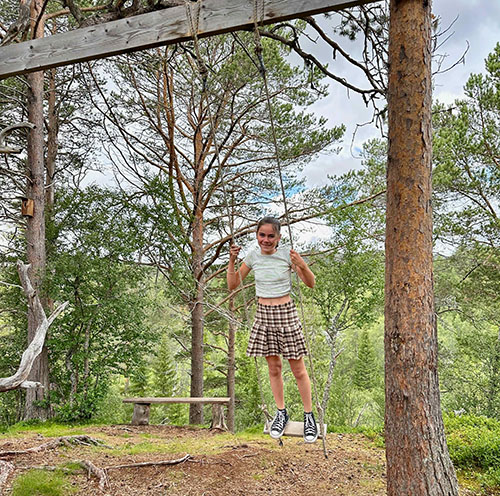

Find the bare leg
[[288, 358, 312, 412], [265, 355, 284, 409]]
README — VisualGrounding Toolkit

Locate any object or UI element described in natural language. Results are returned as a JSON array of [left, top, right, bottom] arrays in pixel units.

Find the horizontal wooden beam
[[123, 397, 231, 404], [0, 0, 376, 80]]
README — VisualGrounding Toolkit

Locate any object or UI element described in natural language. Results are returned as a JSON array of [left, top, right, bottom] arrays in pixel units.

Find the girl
[[227, 217, 318, 443]]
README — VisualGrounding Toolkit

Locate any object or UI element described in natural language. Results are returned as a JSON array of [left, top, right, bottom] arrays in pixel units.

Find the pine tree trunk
[[24, 0, 49, 421], [385, 0, 458, 494], [189, 210, 205, 424], [227, 296, 236, 432]]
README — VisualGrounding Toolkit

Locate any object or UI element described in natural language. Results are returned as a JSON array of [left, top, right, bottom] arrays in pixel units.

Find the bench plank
[[123, 397, 230, 404]]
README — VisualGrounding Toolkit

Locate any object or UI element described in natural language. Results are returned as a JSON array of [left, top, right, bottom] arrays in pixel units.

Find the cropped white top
[[243, 247, 292, 298]]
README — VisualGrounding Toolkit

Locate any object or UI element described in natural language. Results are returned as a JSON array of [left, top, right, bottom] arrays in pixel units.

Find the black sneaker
[[303, 411, 319, 443], [270, 408, 289, 439]]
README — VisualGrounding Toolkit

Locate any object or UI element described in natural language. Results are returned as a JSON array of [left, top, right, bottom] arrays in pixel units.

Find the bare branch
[[0, 122, 35, 154]]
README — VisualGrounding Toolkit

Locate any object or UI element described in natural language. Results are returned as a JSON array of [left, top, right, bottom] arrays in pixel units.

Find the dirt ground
[[0, 424, 389, 495]]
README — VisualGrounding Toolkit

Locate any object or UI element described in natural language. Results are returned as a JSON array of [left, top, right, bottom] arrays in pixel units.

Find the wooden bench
[[123, 397, 231, 429]]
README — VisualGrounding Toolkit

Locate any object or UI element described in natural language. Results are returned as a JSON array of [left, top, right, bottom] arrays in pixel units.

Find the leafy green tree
[[433, 43, 500, 250], [432, 45, 500, 420], [44, 186, 157, 420]]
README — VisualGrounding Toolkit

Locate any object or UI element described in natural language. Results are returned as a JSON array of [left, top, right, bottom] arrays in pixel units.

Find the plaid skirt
[[246, 301, 308, 360]]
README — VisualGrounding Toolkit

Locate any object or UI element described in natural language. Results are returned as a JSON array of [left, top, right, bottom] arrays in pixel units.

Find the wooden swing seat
[[263, 420, 327, 439]]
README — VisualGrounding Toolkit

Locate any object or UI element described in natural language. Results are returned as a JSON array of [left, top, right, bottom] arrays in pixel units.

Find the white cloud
[[299, 0, 499, 188]]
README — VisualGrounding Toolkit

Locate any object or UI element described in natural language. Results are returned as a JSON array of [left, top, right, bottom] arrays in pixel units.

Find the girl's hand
[[290, 249, 306, 270], [229, 245, 241, 261]]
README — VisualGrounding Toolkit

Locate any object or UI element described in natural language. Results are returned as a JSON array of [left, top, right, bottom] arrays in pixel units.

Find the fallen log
[[105, 454, 191, 470]]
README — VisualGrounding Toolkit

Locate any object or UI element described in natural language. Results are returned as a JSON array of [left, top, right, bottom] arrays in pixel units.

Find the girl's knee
[[266, 356, 282, 376], [289, 359, 308, 380]]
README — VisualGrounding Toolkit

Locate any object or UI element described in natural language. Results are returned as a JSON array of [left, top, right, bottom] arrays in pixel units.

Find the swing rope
[[251, 0, 328, 458], [184, 0, 328, 457], [184, 0, 273, 424]]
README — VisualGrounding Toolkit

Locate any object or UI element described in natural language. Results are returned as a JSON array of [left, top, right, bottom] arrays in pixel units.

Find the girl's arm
[[227, 245, 251, 291], [290, 249, 315, 288]]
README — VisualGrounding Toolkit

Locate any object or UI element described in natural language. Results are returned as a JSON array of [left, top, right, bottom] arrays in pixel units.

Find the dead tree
[[0, 123, 35, 154], [0, 262, 68, 392]]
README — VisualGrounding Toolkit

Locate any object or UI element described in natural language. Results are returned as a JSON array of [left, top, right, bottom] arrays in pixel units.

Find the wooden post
[[210, 404, 228, 431], [131, 403, 151, 425]]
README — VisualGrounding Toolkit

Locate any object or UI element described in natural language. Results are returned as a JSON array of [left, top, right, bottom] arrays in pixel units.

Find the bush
[[444, 413, 500, 470], [444, 413, 500, 493]]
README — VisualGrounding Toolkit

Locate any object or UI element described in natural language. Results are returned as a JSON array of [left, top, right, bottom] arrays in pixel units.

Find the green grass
[[1, 421, 90, 438], [11, 469, 76, 496]]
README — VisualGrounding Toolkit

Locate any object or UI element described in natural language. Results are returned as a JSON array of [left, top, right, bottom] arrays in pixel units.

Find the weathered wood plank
[[123, 397, 231, 404], [131, 403, 151, 425], [0, 0, 377, 79]]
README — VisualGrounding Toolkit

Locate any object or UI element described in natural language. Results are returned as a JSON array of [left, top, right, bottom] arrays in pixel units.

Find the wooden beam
[[122, 397, 231, 404], [0, 0, 377, 80]]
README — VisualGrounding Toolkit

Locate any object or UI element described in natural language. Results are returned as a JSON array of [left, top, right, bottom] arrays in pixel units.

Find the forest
[[0, 0, 499, 494]]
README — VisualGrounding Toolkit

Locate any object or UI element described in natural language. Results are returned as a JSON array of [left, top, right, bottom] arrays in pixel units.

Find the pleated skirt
[[246, 301, 308, 360]]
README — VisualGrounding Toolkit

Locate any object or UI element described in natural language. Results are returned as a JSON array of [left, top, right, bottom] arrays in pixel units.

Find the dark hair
[[257, 217, 281, 236]]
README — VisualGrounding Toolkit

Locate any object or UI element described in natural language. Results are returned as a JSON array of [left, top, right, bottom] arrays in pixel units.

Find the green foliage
[[436, 247, 500, 419], [432, 44, 500, 427], [445, 413, 500, 492], [234, 329, 268, 430], [433, 43, 500, 248], [44, 186, 157, 421], [11, 469, 76, 496]]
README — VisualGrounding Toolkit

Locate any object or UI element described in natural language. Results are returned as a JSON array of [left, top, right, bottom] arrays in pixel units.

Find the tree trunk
[[385, 0, 458, 494], [189, 209, 205, 424], [227, 296, 236, 432], [24, 0, 49, 420], [486, 327, 500, 417]]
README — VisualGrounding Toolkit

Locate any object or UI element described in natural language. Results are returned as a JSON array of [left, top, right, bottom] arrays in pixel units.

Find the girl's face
[[257, 223, 281, 254]]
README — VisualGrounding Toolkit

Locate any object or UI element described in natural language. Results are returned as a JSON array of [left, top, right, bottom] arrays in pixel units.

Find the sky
[[299, 0, 500, 187]]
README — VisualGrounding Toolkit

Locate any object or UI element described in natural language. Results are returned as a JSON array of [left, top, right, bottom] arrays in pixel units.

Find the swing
[[263, 419, 327, 439], [185, 0, 328, 455]]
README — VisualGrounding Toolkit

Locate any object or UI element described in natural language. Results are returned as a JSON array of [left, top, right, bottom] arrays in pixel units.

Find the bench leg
[[131, 403, 151, 425], [210, 404, 228, 431]]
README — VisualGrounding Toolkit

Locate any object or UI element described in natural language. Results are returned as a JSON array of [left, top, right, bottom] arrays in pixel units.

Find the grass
[[1, 421, 91, 438], [11, 469, 76, 496], [96, 431, 245, 457]]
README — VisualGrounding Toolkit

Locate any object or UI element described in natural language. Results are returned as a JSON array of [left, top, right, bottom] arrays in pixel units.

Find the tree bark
[[189, 209, 205, 424], [385, 0, 458, 494], [24, 0, 49, 420], [227, 296, 236, 432]]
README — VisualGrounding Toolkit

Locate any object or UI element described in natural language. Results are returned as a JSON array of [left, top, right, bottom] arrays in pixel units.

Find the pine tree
[[151, 332, 185, 424], [353, 331, 377, 390]]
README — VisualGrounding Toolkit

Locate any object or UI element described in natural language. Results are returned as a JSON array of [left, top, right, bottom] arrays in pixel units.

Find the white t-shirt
[[243, 247, 292, 298]]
